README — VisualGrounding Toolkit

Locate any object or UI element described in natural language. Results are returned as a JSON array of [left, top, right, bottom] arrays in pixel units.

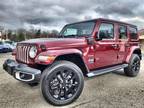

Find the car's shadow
[[112, 69, 126, 76]]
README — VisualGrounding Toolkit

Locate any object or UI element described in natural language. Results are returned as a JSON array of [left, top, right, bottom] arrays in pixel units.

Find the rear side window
[[119, 25, 127, 39], [98, 23, 114, 39], [129, 27, 137, 39]]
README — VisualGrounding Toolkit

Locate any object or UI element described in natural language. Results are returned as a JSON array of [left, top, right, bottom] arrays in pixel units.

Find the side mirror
[[96, 37, 102, 41], [95, 32, 102, 41]]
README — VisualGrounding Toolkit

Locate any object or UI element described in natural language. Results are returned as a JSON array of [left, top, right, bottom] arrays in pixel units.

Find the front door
[[94, 22, 118, 68]]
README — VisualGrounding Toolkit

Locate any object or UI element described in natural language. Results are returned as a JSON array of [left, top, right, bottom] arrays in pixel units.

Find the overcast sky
[[0, 0, 144, 31]]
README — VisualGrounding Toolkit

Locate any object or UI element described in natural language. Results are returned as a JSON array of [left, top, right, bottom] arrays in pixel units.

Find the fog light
[[15, 72, 34, 82], [20, 73, 25, 79]]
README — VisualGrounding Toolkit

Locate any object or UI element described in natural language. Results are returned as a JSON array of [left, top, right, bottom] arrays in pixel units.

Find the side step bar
[[87, 64, 128, 77]]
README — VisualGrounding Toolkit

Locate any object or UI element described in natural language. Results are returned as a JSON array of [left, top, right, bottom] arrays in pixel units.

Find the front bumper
[[3, 59, 41, 83]]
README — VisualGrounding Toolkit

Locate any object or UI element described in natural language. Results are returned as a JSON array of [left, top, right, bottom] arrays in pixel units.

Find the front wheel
[[40, 61, 84, 106], [124, 54, 141, 77]]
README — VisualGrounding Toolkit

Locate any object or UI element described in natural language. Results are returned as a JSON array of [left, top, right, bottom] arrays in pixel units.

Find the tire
[[40, 60, 84, 106], [124, 54, 140, 77]]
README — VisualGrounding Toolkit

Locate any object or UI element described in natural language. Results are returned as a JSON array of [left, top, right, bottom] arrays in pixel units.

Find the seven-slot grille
[[16, 44, 31, 63]]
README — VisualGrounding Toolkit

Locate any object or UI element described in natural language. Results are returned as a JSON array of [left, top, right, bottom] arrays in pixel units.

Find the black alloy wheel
[[40, 61, 84, 106], [124, 54, 141, 77]]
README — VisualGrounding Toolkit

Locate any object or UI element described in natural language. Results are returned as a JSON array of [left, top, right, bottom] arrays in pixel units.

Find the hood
[[19, 38, 88, 49]]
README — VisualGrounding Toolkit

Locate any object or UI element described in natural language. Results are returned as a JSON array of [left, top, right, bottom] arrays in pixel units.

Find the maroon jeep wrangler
[[3, 18, 142, 106]]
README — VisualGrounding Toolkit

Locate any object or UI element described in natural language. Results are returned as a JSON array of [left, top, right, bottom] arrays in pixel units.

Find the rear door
[[117, 25, 129, 63], [94, 22, 118, 68]]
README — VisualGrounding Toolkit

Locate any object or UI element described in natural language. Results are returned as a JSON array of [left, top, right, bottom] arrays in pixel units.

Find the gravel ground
[[0, 53, 144, 108]]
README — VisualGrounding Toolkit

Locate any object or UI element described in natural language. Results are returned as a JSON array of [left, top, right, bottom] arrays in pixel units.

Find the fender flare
[[125, 46, 141, 63], [36, 48, 84, 64]]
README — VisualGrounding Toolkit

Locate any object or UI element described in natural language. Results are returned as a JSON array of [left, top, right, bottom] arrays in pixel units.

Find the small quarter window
[[129, 27, 137, 39], [98, 23, 114, 39], [119, 25, 127, 39]]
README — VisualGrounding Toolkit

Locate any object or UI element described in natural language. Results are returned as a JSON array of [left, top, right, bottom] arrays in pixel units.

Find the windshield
[[60, 21, 95, 37]]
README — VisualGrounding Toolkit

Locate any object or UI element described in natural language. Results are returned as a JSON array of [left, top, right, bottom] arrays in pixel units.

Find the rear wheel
[[40, 61, 84, 106], [124, 54, 140, 77]]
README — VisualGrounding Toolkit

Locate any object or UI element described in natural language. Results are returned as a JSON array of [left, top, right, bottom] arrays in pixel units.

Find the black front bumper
[[3, 59, 41, 83]]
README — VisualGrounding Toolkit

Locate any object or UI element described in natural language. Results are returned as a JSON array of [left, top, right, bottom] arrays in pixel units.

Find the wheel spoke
[[65, 71, 72, 80], [60, 88, 65, 96], [132, 59, 140, 72], [63, 87, 69, 99], [51, 85, 58, 90], [57, 74, 64, 83]]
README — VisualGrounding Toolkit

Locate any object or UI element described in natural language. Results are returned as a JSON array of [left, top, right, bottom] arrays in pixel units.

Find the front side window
[[119, 25, 127, 39], [129, 27, 137, 39], [98, 23, 114, 39], [60, 21, 95, 37]]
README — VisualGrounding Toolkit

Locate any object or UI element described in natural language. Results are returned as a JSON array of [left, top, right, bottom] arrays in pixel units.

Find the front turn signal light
[[38, 55, 55, 62]]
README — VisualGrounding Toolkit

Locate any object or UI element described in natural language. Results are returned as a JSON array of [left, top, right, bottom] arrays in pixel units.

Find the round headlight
[[29, 46, 37, 58]]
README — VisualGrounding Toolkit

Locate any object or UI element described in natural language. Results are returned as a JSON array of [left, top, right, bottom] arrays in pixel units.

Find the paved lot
[[0, 53, 144, 108]]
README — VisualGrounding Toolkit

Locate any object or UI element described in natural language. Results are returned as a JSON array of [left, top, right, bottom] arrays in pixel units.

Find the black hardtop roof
[[67, 18, 137, 27]]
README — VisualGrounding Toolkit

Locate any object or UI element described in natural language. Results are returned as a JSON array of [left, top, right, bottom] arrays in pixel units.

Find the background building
[[139, 29, 144, 52]]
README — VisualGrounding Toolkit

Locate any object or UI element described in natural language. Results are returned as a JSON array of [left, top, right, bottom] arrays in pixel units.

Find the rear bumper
[[3, 59, 41, 83]]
